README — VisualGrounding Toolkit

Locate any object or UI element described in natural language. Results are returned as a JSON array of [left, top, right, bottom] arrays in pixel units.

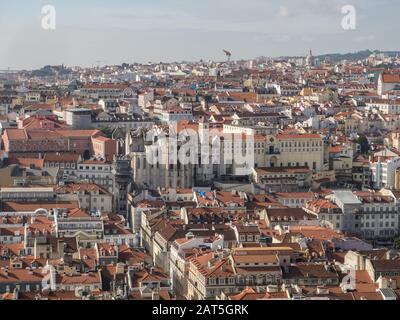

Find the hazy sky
[[0, 0, 398, 69]]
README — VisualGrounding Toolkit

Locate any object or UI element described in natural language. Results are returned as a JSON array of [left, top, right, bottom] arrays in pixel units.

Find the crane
[[223, 49, 232, 62]]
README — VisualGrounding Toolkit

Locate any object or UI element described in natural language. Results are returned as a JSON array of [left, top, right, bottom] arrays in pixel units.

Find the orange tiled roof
[[382, 74, 400, 83]]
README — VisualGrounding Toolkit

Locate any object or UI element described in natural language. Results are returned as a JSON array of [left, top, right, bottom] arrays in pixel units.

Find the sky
[[0, 0, 399, 70]]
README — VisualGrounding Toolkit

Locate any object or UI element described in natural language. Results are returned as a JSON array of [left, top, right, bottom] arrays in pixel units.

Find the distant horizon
[[1, 48, 399, 72]]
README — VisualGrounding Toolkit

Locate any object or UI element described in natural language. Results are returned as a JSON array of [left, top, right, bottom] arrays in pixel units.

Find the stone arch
[[270, 156, 278, 167]]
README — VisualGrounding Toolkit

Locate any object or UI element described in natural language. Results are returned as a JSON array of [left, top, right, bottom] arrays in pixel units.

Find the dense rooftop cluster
[[1, 51, 400, 300]]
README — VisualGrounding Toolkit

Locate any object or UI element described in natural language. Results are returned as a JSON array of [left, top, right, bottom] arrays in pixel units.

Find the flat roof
[[333, 190, 362, 205], [67, 108, 91, 112], [0, 187, 54, 193]]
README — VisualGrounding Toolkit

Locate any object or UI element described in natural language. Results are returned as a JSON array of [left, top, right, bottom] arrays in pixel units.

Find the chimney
[[386, 250, 397, 260], [152, 289, 160, 300], [13, 288, 19, 300]]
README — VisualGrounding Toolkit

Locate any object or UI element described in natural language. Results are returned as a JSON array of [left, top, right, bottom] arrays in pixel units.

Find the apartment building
[[370, 149, 400, 189], [304, 199, 344, 231], [55, 183, 113, 213], [0, 268, 49, 294], [262, 208, 319, 229], [54, 208, 104, 245], [76, 158, 114, 193], [308, 190, 400, 244], [43, 153, 81, 176], [355, 191, 399, 244], [2, 128, 116, 160], [169, 235, 224, 298], [79, 83, 131, 100], [377, 73, 400, 96], [276, 132, 325, 171], [187, 247, 296, 300], [274, 192, 315, 208], [251, 167, 312, 192]]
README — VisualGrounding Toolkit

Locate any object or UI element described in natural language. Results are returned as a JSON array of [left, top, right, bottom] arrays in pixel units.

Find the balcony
[[265, 150, 281, 155]]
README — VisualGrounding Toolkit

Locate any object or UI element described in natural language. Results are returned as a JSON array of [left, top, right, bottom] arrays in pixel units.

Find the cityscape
[[1, 1, 400, 304]]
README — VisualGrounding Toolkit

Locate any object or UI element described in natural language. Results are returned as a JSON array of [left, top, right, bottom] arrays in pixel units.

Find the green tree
[[394, 237, 400, 250], [355, 135, 370, 154], [97, 126, 113, 138], [83, 150, 91, 160]]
